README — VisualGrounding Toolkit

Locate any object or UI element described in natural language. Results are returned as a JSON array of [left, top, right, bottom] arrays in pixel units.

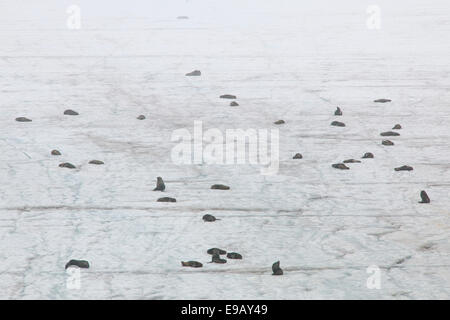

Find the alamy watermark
[[66, 5, 81, 30], [366, 5, 381, 30], [171, 121, 279, 175], [366, 265, 381, 289], [66, 267, 81, 290]]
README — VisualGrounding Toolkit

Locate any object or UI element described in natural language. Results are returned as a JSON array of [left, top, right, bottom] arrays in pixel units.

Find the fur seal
[[226, 252, 242, 259], [51, 150, 61, 156], [274, 120, 285, 125], [207, 248, 227, 255], [220, 94, 237, 99], [272, 261, 283, 275], [334, 107, 342, 116], [392, 124, 402, 130], [65, 259, 89, 269], [186, 70, 201, 76], [157, 197, 176, 202], [382, 140, 394, 146], [64, 109, 79, 116], [230, 101, 239, 106], [419, 190, 430, 203], [331, 121, 345, 127], [343, 159, 361, 163], [394, 165, 413, 171], [374, 99, 391, 103], [15, 117, 32, 122], [89, 160, 104, 165], [59, 162, 76, 169], [211, 184, 230, 190], [332, 163, 349, 170], [380, 131, 400, 136], [362, 152, 374, 158], [210, 254, 227, 264], [153, 177, 165, 191], [181, 261, 203, 268], [202, 214, 219, 222], [137, 115, 146, 120], [293, 153, 303, 159]]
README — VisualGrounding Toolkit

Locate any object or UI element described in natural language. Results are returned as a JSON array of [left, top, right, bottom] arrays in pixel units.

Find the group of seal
[[181, 247, 243, 268], [152, 177, 176, 202], [207, 248, 243, 264], [328, 105, 428, 204], [58, 159, 105, 169], [16, 110, 109, 171]]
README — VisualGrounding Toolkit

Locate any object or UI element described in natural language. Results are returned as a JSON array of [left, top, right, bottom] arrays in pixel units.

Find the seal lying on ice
[[343, 159, 361, 163], [380, 131, 400, 136], [181, 261, 203, 268], [211, 184, 230, 190], [334, 107, 342, 116], [332, 163, 349, 170], [185, 70, 201, 76], [394, 165, 413, 171], [202, 214, 219, 222], [89, 160, 104, 165], [15, 117, 32, 122], [210, 254, 227, 264], [382, 140, 394, 146], [157, 197, 176, 202], [226, 252, 242, 259], [207, 248, 226, 255], [362, 152, 374, 158], [220, 94, 236, 99], [65, 259, 89, 269], [59, 162, 76, 169], [64, 109, 79, 116], [331, 121, 345, 127]]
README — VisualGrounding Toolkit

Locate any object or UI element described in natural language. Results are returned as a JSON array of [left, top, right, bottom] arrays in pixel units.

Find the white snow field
[[0, 0, 449, 299]]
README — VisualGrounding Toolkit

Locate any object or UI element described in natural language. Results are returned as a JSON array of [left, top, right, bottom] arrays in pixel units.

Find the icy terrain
[[0, 0, 449, 299]]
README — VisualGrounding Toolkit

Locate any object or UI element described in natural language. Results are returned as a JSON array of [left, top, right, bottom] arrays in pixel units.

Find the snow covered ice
[[0, 0, 449, 299]]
